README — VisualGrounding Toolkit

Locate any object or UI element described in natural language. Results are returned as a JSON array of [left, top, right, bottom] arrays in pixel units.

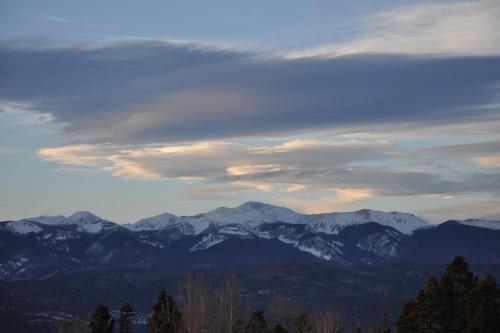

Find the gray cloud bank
[[1, 40, 500, 144]]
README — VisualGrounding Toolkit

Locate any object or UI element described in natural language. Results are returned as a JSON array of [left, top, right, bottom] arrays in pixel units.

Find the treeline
[[396, 256, 500, 333], [53, 257, 500, 333]]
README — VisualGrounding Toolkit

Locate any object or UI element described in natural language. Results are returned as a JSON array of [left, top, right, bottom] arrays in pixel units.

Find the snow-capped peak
[[67, 211, 102, 224], [127, 212, 179, 231], [4, 211, 111, 235], [66, 211, 115, 234], [187, 201, 302, 234], [303, 209, 429, 235]]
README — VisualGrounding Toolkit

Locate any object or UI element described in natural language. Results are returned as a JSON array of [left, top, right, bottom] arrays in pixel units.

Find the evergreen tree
[[293, 313, 313, 333], [412, 289, 428, 333], [465, 274, 500, 333], [268, 324, 288, 333], [423, 277, 445, 332], [244, 311, 268, 333], [149, 289, 183, 333], [439, 256, 476, 332], [119, 303, 135, 333], [89, 304, 115, 333], [397, 256, 481, 333], [396, 299, 417, 333]]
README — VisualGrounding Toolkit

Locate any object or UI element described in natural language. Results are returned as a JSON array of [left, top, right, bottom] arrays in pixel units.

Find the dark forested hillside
[[1, 261, 500, 332]]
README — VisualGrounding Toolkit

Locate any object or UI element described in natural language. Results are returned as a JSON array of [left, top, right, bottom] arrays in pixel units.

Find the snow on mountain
[[67, 211, 102, 224], [7, 203, 429, 237], [356, 229, 404, 258], [18, 211, 105, 231], [22, 215, 68, 225], [455, 219, 500, 230], [185, 201, 302, 234], [9, 211, 113, 234], [6, 221, 43, 235], [303, 209, 429, 235], [190, 234, 228, 252], [70, 212, 115, 234], [127, 213, 180, 231]]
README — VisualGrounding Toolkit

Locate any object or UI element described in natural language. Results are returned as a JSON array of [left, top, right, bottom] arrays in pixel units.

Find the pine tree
[[89, 304, 115, 333], [396, 299, 417, 333], [439, 256, 477, 332], [119, 303, 135, 333], [423, 277, 445, 332], [244, 311, 268, 333], [293, 313, 313, 333], [149, 289, 183, 333], [397, 256, 480, 333], [438, 274, 456, 331], [465, 274, 500, 333], [412, 289, 428, 333]]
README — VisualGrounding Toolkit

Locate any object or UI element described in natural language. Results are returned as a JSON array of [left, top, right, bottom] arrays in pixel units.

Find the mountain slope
[[1, 202, 500, 280], [303, 209, 428, 235], [454, 219, 500, 230]]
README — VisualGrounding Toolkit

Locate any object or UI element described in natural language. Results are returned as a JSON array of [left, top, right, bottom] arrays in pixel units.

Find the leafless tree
[[312, 309, 343, 333], [179, 273, 211, 333], [212, 272, 242, 333], [179, 272, 245, 333]]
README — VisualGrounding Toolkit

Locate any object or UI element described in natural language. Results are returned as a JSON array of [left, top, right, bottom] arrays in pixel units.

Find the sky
[[1, 0, 500, 223]]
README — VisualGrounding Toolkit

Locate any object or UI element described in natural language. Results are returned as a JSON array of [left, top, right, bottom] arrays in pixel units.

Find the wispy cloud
[[36, 139, 500, 202], [286, 0, 500, 58], [37, 139, 394, 180], [38, 144, 105, 166], [11, 11, 108, 28]]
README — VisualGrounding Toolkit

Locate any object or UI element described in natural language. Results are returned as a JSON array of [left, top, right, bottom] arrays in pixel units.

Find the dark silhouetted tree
[[89, 304, 115, 333], [423, 276, 445, 332], [440, 256, 476, 332], [149, 289, 183, 333], [396, 298, 418, 333], [465, 274, 500, 333], [244, 311, 268, 333], [397, 257, 488, 333], [119, 303, 135, 333]]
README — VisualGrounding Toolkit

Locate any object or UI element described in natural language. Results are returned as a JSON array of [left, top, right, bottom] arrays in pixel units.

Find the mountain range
[[1, 201, 499, 280]]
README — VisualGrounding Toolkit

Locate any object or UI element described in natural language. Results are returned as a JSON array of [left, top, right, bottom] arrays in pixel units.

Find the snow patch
[[190, 234, 227, 251], [6, 221, 43, 235], [127, 212, 180, 231]]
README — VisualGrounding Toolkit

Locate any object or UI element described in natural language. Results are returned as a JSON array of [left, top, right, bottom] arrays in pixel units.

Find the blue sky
[[1, 0, 500, 223]]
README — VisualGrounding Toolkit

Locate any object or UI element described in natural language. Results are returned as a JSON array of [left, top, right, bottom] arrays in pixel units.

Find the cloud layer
[[2, 0, 500, 219], [1, 40, 500, 145], [37, 139, 500, 201]]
